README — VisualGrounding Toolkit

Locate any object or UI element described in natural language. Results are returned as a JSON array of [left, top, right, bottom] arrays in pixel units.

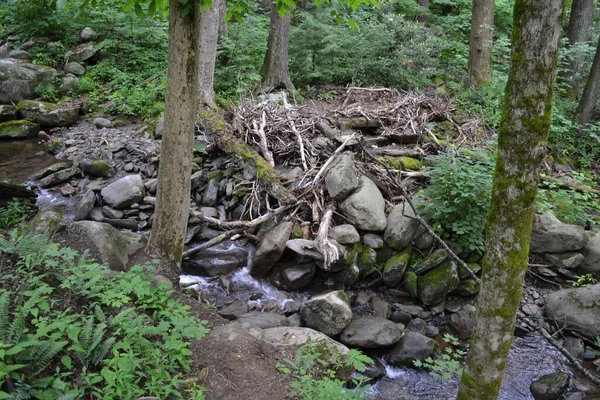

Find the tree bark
[[217, 0, 228, 38], [147, 0, 197, 276], [417, 0, 429, 24], [560, 0, 594, 97], [576, 36, 600, 129], [468, 0, 494, 86], [457, 1, 564, 399], [260, 4, 295, 93], [195, 0, 220, 109]]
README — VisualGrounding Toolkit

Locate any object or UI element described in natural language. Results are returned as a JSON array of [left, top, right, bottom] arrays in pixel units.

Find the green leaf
[[346, 19, 359, 30], [134, 3, 145, 19], [61, 355, 72, 369]]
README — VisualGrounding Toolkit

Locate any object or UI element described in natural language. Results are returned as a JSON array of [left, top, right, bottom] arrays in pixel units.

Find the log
[[0, 183, 37, 200], [369, 147, 424, 157], [335, 118, 381, 130], [315, 120, 342, 144], [540, 174, 600, 195]]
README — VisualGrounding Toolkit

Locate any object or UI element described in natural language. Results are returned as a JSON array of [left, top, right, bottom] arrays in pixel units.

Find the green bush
[[0, 231, 208, 399], [414, 150, 495, 255], [0, 202, 33, 229]]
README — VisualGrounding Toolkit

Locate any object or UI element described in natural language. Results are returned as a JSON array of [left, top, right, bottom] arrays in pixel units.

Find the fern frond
[[94, 305, 106, 325], [31, 340, 67, 376], [79, 315, 93, 349], [0, 291, 12, 342], [56, 392, 80, 400], [91, 336, 115, 366]]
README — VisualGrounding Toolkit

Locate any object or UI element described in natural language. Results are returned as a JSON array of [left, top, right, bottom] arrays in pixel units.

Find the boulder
[[17, 100, 79, 127], [39, 167, 81, 187], [544, 252, 584, 270], [281, 262, 315, 290], [183, 241, 248, 276], [28, 211, 66, 234], [30, 162, 70, 180], [100, 175, 145, 209], [530, 372, 570, 400], [80, 158, 110, 178], [69, 221, 147, 271], [414, 248, 448, 274], [449, 306, 476, 340], [285, 239, 324, 260], [202, 178, 219, 206], [329, 224, 360, 244], [335, 264, 360, 286], [154, 115, 164, 139], [382, 247, 411, 287], [453, 279, 480, 296], [218, 301, 249, 320], [418, 261, 460, 306], [0, 120, 40, 139], [73, 190, 95, 221], [0, 59, 58, 103], [237, 312, 291, 329], [530, 213, 588, 253], [545, 284, 600, 339], [251, 222, 293, 277], [300, 290, 353, 336], [80, 27, 98, 42], [401, 271, 418, 298], [339, 176, 387, 231], [383, 331, 439, 367], [339, 316, 404, 348], [64, 62, 86, 76], [263, 326, 350, 362], [581, 233, 600, 274], [0, 43, 9, 59], [0, 105, 17, 122], [59, 74, 78, 94], [93, 117, 113, 129], [406, 318, 427, 335], [65, 42, 97, 63], [384, 203, 422, 250], [363, 233, 384, 249], [8, 50, 31, 61], [324, 154, 360, 201], [101, 206, 124, 219]]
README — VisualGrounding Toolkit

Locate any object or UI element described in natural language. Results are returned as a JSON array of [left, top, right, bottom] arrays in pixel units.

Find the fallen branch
[[315, 120, 342, 144], [335, 117, 382, 130], [284, 96, 308, 171], [313, 206, 341, 269], [189, 203, 297, 230], [182, 228, 245, 258], [370, 147, 424, 157], [540, 175, 600, 195], [253, 111, 275, 167]]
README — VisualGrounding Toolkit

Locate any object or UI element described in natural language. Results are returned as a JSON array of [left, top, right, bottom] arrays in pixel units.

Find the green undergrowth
[[0, 229, 208, 399], [0, 202, 34, 230]]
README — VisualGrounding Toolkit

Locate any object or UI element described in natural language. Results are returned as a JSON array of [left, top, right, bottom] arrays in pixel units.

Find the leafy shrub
[[276, 344, 373, 400], [415, 150, 495, 255], [2, 0, 68, 37], [413, 333, 465, 380], [0, 202, 33, 229], [35, 81, 60, 102], [0, 231, 208, 399]]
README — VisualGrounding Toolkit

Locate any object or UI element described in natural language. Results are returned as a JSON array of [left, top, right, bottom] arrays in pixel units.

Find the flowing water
[[0, 138, 57, 183]]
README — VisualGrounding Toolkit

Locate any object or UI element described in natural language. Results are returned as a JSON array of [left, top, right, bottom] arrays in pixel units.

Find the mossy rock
[[0, 119, 40, 139], [414, 248, 449, 275], [356, 243, 378, 275], [376, 245, 396, 264], [80, 159, 110, 178], [206, 170, 224, 181], [0, 104, 17, 122], [401, 271, 418, 298], [452, 279, 480, 296], [401, 157, 422, 171], [418, 261, 460, 305], [17, 100, 79, 127], [382, 247, 411, 287], [28, 211, 66, 234], [458, 263, 482, 280], [291, 224, 303, 239], [336, 264, 360, 286]]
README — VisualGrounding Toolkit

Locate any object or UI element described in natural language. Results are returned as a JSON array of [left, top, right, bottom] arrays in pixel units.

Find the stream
[[0, 137, 592, 400]]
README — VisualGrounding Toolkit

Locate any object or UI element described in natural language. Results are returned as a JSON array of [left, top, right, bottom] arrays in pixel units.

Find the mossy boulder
[[0, 60, 58, 103], [545, 284, 600, 339], [453, 279, 480, 296], [382, 247, 411, 287], [0, 104, 17, 122], [0, 119, 40, 139], [30, 162, 70, 180], [28, 211, 66, 234], [339, 316, 404, 348], [17, 100, 79, 127], [401, 157, 422, 170], [336, 264, 360, 286], [339, 176, 387, 231], [384, 203, 422, 250], [300, 290, 353, 337], [458, 263, 482, 279], [401, 271, 418, 298], [418, 261, 460, 305], [414, 248, 448, 274], [80, 158, 111, 178]]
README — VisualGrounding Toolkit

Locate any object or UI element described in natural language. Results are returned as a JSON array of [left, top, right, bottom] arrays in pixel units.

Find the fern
[[31, 340, 67, 376], [73, 314, 115, 368], [0, 291, 11, 342]]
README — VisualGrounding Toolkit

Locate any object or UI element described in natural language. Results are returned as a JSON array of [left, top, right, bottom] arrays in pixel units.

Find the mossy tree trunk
[[195, 0, 220, 109], [576, 36, 600, 129], [260, 3, 295, 93], [147, 0, 197, 279], [560, 0, 594, 98], [456, 1, 564, 399], [468, 0, 494, 86]]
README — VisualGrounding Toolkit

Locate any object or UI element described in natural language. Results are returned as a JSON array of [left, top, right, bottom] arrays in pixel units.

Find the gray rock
[[414, 231, 435, 250], [19, 40, 36, 51], [69, 221, 146, 271], [154, 115, 164, 139], [530, 372, 569, 400], [184, 241, 248, 276], [0, 119, 40, 139], [8, 50, 31, 60], [339, 176, 387, 231], [218, 301, 249, 320], [581, 232, 600, 274], [545, 284, 600, 339], [287, 313, 303, 327], [64, 62, 86, 76], [390, 311, 412, 325], [0, 59, 58, 103], [530, 213, 589, 253], [237, 312, 291, 329], [382, 248, 411, 287], [281, 262, 315, 290], [73, 190, 95, 221], [324, 154, 360, 201], [89, 207, 104, 222], [80, 27, 98, 42], [406, 318, 427, 336], [202, 178, 219, 206], [449, 309, 475, 340], [200, 207, 218, 218], [100, 175, 145, 209], [329, 224, 360, 244], [39, 167, 81, 187], [93, 117, 113, 129], [363, 233, 384, 249], [65, 42, 97, 62], [59, 74, 78, 94], [103, 218, 138, 231], [383, 331, 439, 367], [251, 222, 293, 277], [371, 297, 392, 319], [285, 239, 324, 260], [453, 279, 480, 297], [28, 211, 66, 234], [414, 249, 448, 274], [80, 159, 110, 178], [418, 261, 460, 306], [0, 43, 10, 58], [384, 203, 421, 250], [17, 100, 79, 127], [0, 105, 17, 122], [300, 291, 352, 336], [101, 206, 124, 219], [544, 252, 584, 269], [562, 336, 584, 359], [339, 316, 404, 348]]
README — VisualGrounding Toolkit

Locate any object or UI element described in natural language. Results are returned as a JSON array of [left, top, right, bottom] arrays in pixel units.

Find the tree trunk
[[260, 4, 294, 93], [468, 0, 494, 86], [456, 0, 564, 399], [417, 0, 429, 24], [218, 0, 228, 38], [576, 36, 600, 129], [195, 0, 220, 109], [147, 0, 197, 279], [560, 0, 594, 97]]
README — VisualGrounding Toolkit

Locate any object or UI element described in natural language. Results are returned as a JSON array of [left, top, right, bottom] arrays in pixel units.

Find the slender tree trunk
[[576, 36, 600, 128], [468, 0, 494, 86], [457, 0, 564, 399], [560, 0, 594, 97], [417, 0, 429, 24], [260, 4, 294, 93], [195, 0, 220, 109], [147, 0, 197, 279], [218, 0, 228, 38]]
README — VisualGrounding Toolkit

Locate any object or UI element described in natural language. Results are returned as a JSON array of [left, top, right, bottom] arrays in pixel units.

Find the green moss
[[192, 156, 204, 164], [0, 120, 40, 138], [377, 156, 402, 170], [291, 224, 303, 239], [207, 170, 224, 181], [17, 99, 61, 111], [400, 157, 422, 170]]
